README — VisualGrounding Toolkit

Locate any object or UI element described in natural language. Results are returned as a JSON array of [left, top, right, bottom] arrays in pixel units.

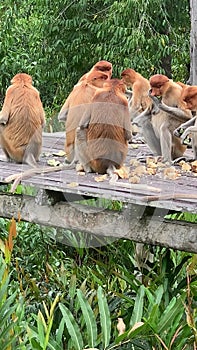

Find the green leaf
[[37, 311, 45, 348], [154, 285, 164, 306], [157, 293, 186, 334], [55, 318, 64, 345], [97, 286, 111, 349], [147, 304, 160, 329], [130, 285, 145, 326], [59, 303, 84, 350], [69, 274, 77, 300], [77, 289, 97, 347], [115, 322, 148, 343]]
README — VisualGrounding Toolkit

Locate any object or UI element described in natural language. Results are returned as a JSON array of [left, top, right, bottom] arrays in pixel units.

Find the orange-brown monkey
[[121, 68, 151, 119], [5, 79, 131, 191], [78, 60, 113, 82], [58, 71, 110, 162], [75, 78, 131, 174], [173, 86, 197, 159], [133, 75, 192, 162], [0, 73, 45, 165]]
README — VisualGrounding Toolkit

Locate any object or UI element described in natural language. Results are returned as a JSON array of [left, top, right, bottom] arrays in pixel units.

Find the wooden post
[[189, 0, 197, 84]]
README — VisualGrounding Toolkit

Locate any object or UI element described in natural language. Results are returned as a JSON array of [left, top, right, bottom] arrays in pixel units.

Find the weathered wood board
[[0, 132, 196, 253], [0, 132, 196, 213]]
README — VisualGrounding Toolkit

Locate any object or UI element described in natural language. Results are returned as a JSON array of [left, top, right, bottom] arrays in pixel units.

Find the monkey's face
[[149, 74, 169, 97], [94, 61, 112, 78], [149, 86, 163, 97]]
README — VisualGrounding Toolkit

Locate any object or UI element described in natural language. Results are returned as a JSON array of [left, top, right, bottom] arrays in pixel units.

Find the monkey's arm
[[58, 108, 68, 122], [147, 93, 161, 115], [132, 107, 162, 156], [173, 116, 197, 137], [160, 121, 173, 162], [0, 86, 14, 124], [132, 107, 152, 128], [58, 97, 70, 122], [158, 102, 191, 121]]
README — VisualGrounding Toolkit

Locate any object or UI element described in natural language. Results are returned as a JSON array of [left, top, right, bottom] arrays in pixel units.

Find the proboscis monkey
[[174, 86, 197, 159], [58, 71, 109, 162], [78, 60, 113, 82], [75, 78, 131, 174], [121, 68, 151, 119], [132, 74, 192, 162], [0, 73, 45, 165], [5, 79, 132, 191]]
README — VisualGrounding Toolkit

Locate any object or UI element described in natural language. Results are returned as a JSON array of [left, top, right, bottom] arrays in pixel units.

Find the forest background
[[0, 1, 197, 350]]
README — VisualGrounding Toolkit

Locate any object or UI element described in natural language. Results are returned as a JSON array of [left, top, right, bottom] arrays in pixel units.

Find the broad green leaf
[[155, 285, 164, 306], [146, 304, 160, 329], [37, 311, 46, 347], [55, 318, 64, 345], [130, 285, 145, 326], [157, 293, 186, 334], [59, 303, 84, 350], [97, 286, 111, 349], [0, 292, 17, 321], [77, 289, 97, 347]]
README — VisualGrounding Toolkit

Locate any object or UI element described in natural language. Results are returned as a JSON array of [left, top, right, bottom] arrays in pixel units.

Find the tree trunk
[[189, 0, 197, 84]]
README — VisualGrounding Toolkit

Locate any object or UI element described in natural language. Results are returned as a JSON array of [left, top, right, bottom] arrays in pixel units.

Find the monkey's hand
[[0, 111, 9, 125], [58, 109, 68, 122], [148, 93, 160, 106], [148, 93, 161, 115]]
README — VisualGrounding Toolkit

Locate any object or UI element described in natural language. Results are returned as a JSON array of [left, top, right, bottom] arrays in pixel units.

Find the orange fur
[[121, 68, 151, 116], [79, 60, 112, 82], [181, 86, 197, 110], [76, 79, 131, 173], [0, 73, 45, 164], [58, 71, 110, 162], [148, 74, 193, 160]]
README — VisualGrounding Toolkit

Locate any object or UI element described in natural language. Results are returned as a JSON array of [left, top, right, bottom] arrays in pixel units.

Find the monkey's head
[[94, 60, 112, 78], [87, 71, 109, 88], [149, 74, 169, 96], [181, 86, 197, 111], [11, 73, 33, 86], [121, 68, 137, 87]]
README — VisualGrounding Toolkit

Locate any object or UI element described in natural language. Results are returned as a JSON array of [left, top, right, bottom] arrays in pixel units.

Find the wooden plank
[[0, 193, 196, 252], [0, 133, 196, 213]]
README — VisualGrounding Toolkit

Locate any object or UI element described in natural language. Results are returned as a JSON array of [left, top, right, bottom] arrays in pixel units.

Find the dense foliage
[[0, 1, 196, 349], [0, 218, 197, 349], [0, 0, 190, 112]]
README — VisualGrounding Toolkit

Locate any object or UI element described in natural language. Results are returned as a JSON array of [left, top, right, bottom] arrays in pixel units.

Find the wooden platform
[[0, 132, 196, 252]]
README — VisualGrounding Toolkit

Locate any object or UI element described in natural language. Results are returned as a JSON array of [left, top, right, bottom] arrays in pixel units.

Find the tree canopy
[[0, 0, 191, 109]]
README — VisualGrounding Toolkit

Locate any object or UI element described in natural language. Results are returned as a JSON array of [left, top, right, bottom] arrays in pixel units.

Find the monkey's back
[[1, 84, 45, 162], [87, 89, 130, 173]]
